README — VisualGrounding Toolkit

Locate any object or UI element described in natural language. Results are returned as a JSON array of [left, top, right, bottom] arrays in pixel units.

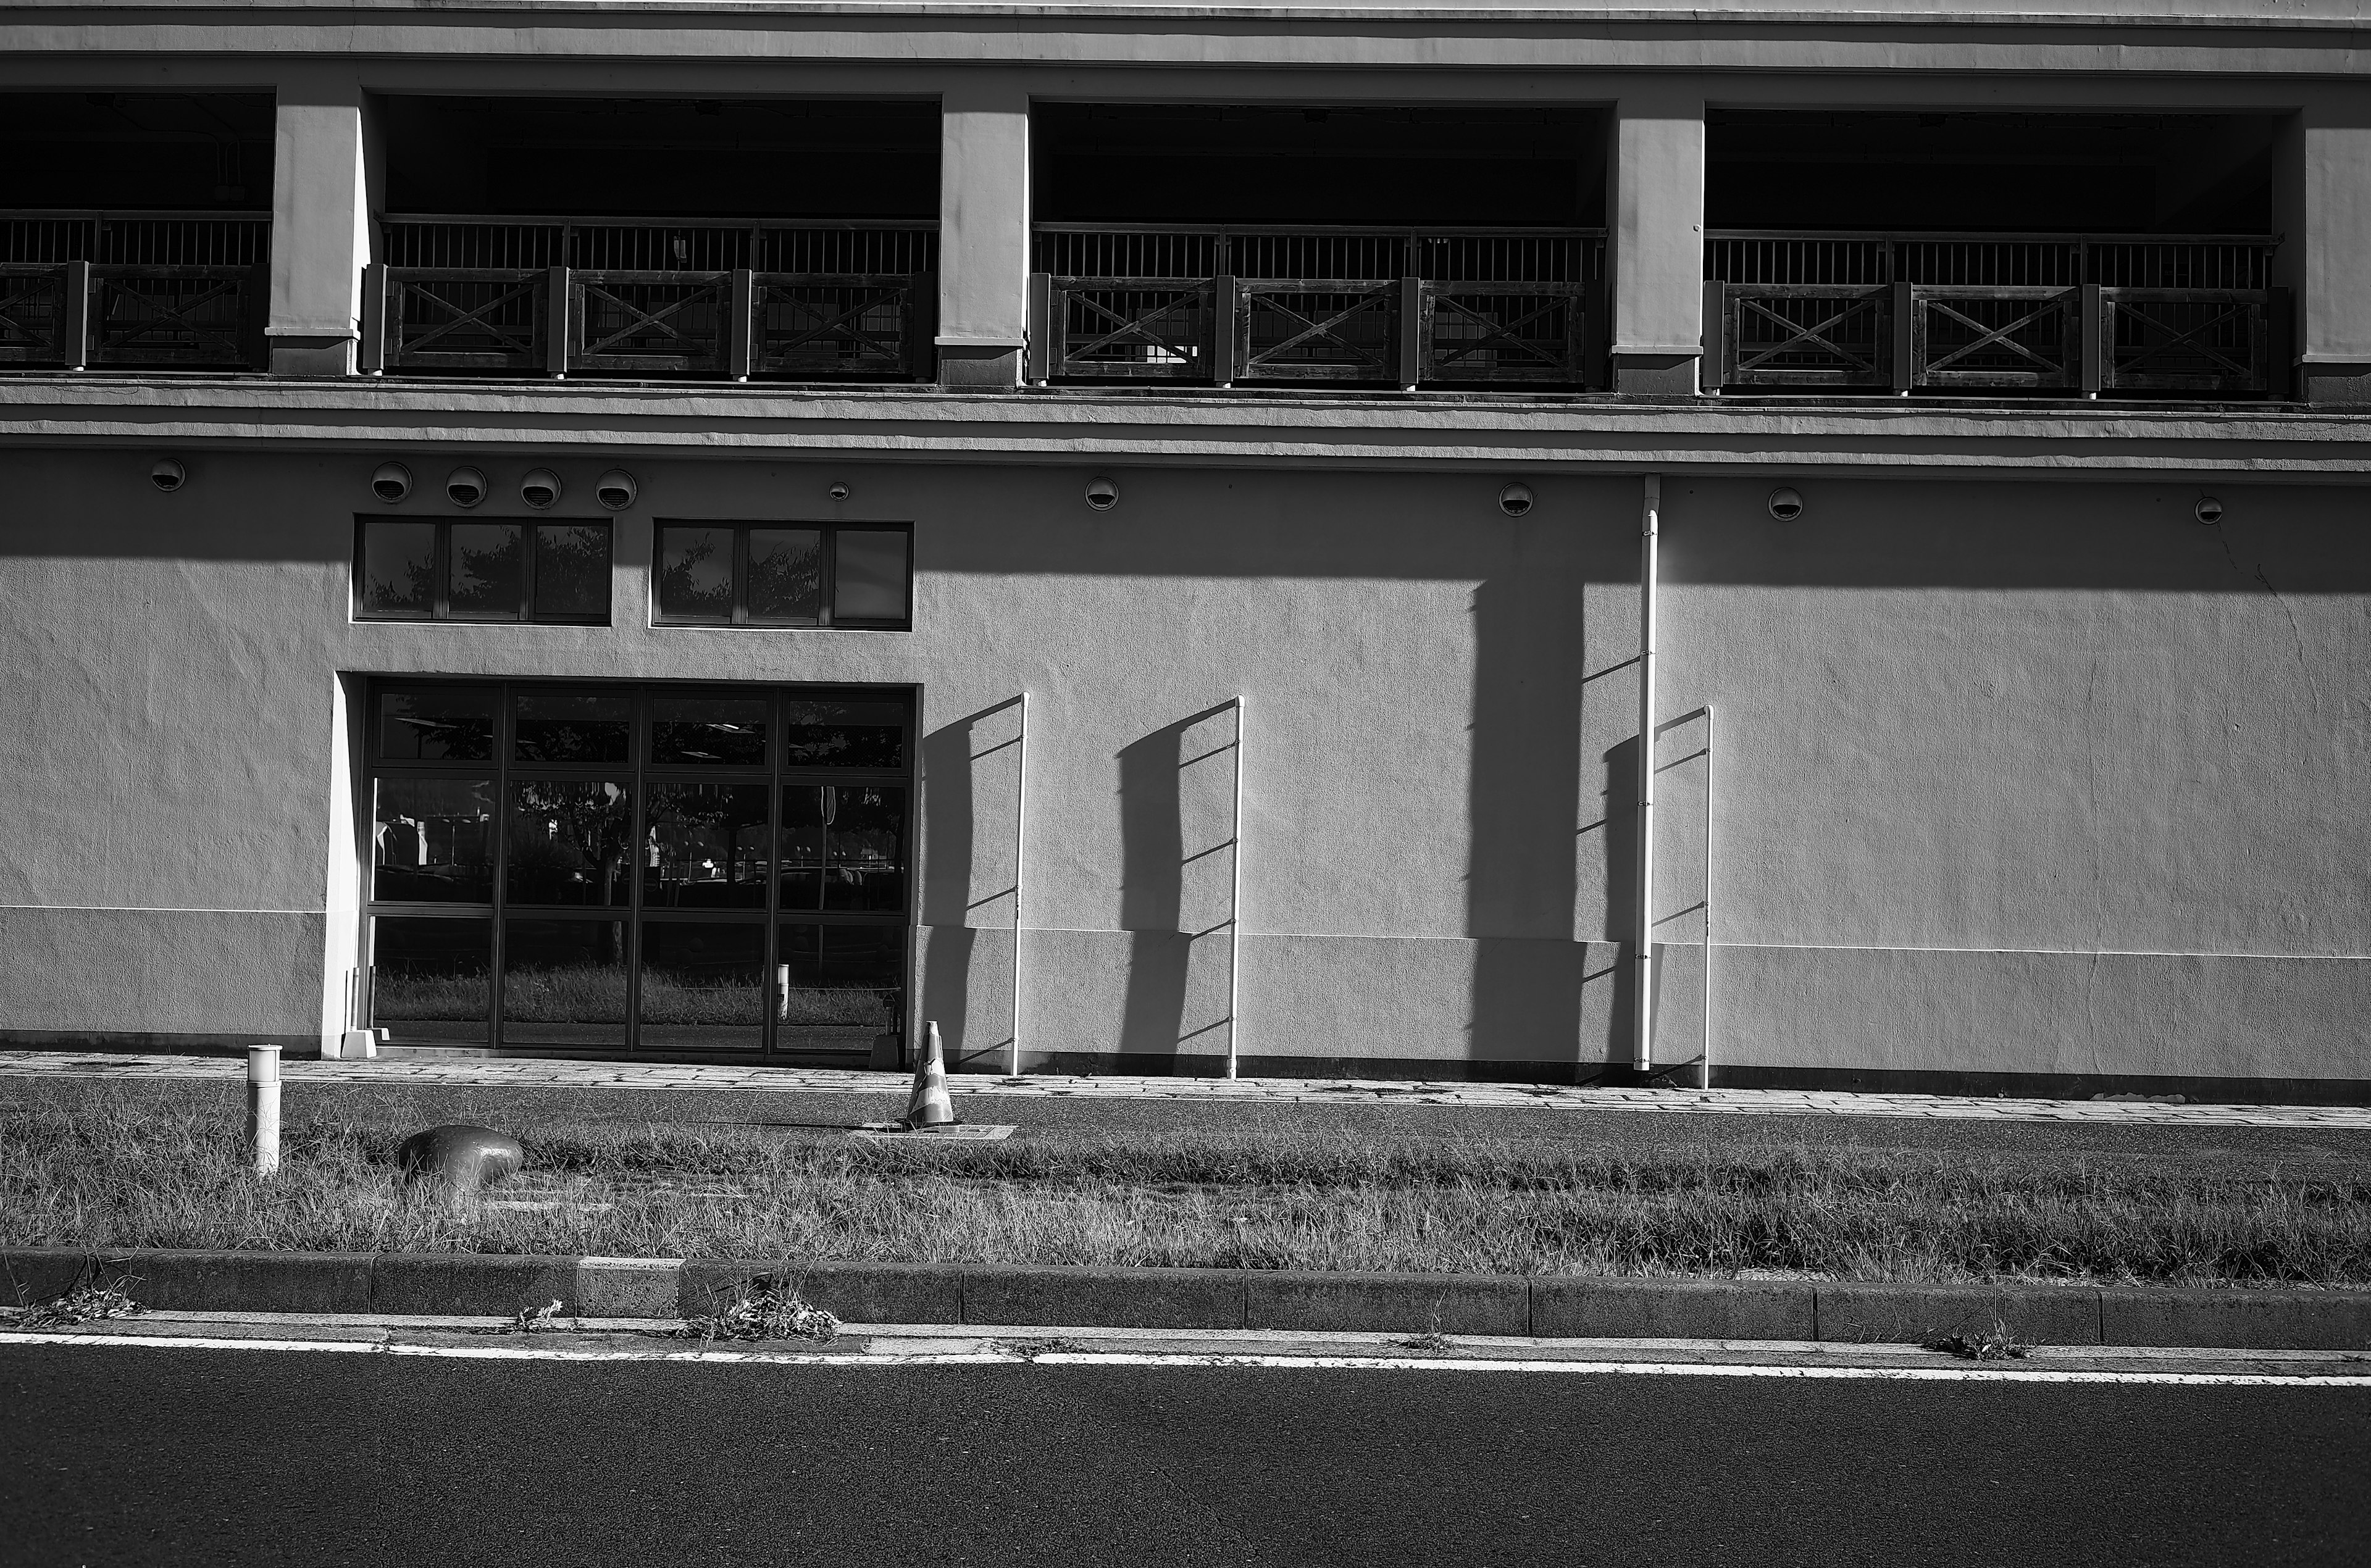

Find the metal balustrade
[[368, 218, 938, 381], [0, 212, 270, 370], [1028, 225, 1605, 388], [1705, 231, 2283, 396]]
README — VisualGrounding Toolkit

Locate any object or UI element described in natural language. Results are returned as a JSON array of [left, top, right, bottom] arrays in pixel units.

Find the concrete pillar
[[267, 74, 375, 377], [1607, 91, 1707, 397], [937, 76, 1031, 390], [2281, 104, 2371, 404]]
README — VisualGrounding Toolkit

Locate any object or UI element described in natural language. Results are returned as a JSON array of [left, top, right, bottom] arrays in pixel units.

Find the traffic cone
[[901, 1020, 957, 1131]]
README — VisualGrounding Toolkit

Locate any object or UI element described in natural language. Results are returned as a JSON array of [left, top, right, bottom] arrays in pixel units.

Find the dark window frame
[[353, 516, 614, 625], [653, 520, 913, 630], [361, 677, 915, 1062]]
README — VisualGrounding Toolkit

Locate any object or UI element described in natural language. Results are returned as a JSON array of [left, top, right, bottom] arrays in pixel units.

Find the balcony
[[362, 217, 938, 382], [0, 211, 270, 372], [1707, 232, 2283, 399], [1027, 225, 1604, 391]]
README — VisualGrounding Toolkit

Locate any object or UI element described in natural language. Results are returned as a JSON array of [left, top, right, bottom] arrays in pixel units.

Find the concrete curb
[[6, 1249, 2370, 1351]]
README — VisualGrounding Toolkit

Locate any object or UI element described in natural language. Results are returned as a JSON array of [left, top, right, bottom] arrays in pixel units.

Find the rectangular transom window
[[654, 522, 912, 629], [354, 518, 613, 623]]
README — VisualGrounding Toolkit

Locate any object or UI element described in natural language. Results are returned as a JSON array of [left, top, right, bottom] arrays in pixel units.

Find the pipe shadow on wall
[[919, 697, 1029, 1069], [1116, 703, 1239, 1070]]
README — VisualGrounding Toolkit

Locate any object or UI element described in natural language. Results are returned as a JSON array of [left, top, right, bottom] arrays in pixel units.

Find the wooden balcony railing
[[0, 212, 271, 371], [365, 218, 938, 382], [1027, 225, 1606, 390], [1704, 232, 2285, 397]]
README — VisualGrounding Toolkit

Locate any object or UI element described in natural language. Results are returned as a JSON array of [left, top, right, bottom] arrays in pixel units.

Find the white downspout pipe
[[1634, 475, 1660, 1075]]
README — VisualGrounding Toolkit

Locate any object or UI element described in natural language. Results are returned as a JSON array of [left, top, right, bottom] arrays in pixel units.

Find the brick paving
[[3, 1050, 2367, 1128]]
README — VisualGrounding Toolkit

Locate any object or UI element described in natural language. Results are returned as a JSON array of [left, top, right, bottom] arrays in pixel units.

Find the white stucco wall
[[0, 446, 2363, 1090]]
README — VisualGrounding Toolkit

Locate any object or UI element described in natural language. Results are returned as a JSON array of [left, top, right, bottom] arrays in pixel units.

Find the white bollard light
[[247, 1044, 282, 1176]]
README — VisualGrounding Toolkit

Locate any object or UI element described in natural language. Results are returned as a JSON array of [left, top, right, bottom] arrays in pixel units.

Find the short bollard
[[246, 1044, 282, 1176]]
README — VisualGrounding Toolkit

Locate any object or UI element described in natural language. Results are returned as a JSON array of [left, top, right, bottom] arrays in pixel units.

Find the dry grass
[[4, 1099, 2369, 1286]]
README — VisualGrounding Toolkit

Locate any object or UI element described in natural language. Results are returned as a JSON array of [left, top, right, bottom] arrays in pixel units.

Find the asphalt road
[[4, 1344, 2365, 1566]]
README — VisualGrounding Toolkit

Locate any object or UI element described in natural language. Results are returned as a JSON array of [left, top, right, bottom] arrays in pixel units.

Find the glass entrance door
[[363, 679, 911, 1061]]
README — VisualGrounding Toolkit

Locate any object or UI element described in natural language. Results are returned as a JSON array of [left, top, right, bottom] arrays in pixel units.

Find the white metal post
[[1634, 475, 1660, 1075], [246, 1045, 282, 1175], [1700, 706, 1715, 1091], [1226, 695, 1247, 1081], [1010, 691, 1030, 1078]]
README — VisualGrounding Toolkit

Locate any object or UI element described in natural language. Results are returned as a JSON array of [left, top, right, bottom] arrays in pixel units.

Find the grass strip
[[4, 1098, 2369, 1286]]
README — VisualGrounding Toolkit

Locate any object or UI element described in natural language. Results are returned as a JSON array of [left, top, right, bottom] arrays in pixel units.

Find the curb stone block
[[2101, 1288, 2371, 1351], [678, 1257, 789, 1317], [775, 1262, 966, 1325], [0, 1248, 100, 1307], [1531, 1278, 1818, 1341], [575, 1257, 684, 1318], [372, 1253, 581, 1316], [1245, 1271, 1528, 1336], [962, 1264, 1245, 1330], [104, 1249, 375, 1314], [1816, 1284, 2102, 1346]]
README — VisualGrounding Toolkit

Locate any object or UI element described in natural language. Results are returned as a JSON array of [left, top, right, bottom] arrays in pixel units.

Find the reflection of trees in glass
[[748, 530, 822, 622], [646, 785, 771, 889], [508, 780, 631, 904], [782, 703, 904, 767], [533, 525, 609, 618], [379, 693, 496, 760], [361, 522, 436, 616], [658, 529, 732, 618], [449, 523, 524, 615]]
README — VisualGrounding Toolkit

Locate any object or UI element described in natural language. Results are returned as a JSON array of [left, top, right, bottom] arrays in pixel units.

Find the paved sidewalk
[[4, 1050, 2367, 1129], [10, 1310, 2369, 1383]]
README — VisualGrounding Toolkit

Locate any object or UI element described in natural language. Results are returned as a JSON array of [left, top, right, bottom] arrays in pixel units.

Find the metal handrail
[[383, 213, 937, 231]]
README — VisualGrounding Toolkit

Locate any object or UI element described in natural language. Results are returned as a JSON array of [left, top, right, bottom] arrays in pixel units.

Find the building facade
[[1, 1, 2367, 1098]]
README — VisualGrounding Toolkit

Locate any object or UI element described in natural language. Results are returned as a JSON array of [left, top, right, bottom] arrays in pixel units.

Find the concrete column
[[938, 75, 1031, 389], [267, 74, 375, 377], [1607, 90, 1707, 397], [2281, 104, 2371, 404]]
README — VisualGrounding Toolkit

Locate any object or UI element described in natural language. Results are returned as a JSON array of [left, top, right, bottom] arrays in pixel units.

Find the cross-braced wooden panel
[[1238, 281, 1397, 382], [1050, 281, 1213, 380], [0, 266, 68, 363], [388, 270, 548, 370], [2102, 290, 2265, 393], [753, 275, 921, 379], [1422, 284, 1587, 384], [86, 266, 256, 367], [1721, 285, 1889, 386], [1912, 286, 2076, 388], [572, 272, 730, 373]]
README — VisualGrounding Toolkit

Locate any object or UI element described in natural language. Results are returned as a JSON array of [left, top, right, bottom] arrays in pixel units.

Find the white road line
[[3, 1331, 2366, 1385]]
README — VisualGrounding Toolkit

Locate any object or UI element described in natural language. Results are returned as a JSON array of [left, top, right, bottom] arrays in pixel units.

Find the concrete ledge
[[1245, 1270, 1528, 1336], [369, 1252, 580, 1316], [2101, 1287, 2371, 1351], [682, 1259, 964, 1326], [577, 1256, 684, 1319], [1, 1247, 96, 1307], [7, 1249, 2370, 1350], [1534, 1277, 1817, 1341], [103, 1248, 374, 1314], [964, 1263, 1245, 1330], [1815, 1283, 2104, 1346]]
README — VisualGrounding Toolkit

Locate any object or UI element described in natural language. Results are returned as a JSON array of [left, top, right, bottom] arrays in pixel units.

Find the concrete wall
[[1, 448, 2364, 1091]]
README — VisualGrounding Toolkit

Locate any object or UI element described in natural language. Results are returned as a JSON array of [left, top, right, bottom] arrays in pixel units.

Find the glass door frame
[[360, 675, 916, 1063]]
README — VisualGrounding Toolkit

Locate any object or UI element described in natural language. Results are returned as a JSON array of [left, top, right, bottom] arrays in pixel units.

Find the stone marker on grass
[[396, 1125, 524, 1195]]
